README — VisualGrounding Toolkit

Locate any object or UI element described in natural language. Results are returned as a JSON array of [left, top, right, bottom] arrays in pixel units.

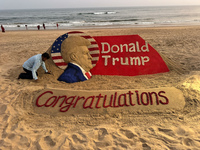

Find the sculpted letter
[[57, 95, 67, 107], [141, 42, 149, 52], [130, 57, 141, 66], [120, 44, 128, 52], [141, 92, 149, 106], [158, 91, 169, 105], [36, 91, 53, 107], [111, 45, 120, 53], [127, 91, 135, 106], [148, 92, 159, 105], [118, 93, 129, 107], [121, 57, 129, 65], [102, 55, 111, 66], [136, 42, 141, 52], [60, 96, 76, 112], [103, 95, 113, 108], [45, 96, 57, 107], [112, 57, 119, 65], [135, 91, 141, 105], [113, 92, 119, 107], [141, 56, 150, 65], [96, 93, 103, 108], [129, 43, 136, 52], [83, 96, 95, 109], [101, 42, 110, 53]]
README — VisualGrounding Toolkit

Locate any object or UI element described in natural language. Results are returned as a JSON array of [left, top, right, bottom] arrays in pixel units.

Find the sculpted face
[[72, 46, 93, 72], [61, 36, 93, 72]]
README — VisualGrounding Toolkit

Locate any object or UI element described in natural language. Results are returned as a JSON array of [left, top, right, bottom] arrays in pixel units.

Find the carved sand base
[[28, 87, 185, 116]]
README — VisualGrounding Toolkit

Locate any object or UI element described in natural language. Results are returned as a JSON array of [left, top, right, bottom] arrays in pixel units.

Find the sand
[[1, 26, 200, 149]]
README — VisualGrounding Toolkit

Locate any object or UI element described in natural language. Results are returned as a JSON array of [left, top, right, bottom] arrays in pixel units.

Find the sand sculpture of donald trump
[[57, 36, 93, 83]]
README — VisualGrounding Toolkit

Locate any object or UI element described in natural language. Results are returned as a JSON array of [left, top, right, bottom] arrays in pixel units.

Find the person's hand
[[45, 71, 51, 74]]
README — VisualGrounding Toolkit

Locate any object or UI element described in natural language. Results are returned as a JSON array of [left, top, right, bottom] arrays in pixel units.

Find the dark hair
[[42, 52, 50, 59]]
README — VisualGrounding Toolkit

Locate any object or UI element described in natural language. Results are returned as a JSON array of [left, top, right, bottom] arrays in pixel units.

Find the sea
[[1, 5, 200, 30]]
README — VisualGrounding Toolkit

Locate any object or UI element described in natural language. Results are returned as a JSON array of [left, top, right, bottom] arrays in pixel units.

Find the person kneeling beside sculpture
[[58, 36, 93, 83]]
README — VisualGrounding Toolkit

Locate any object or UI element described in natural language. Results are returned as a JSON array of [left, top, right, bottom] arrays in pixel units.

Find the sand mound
[[1, 27, 200, 149]]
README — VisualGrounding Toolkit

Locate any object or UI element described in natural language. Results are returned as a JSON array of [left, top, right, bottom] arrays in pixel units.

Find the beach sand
[[1, 26, 200, 149]]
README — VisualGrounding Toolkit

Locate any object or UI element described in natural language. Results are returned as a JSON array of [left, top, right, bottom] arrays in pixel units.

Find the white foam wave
[[93, 11, 117, 15]]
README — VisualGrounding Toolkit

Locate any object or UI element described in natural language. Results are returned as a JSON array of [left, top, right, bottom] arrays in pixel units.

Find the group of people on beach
[[31, 23, 59, 30], [1, 23, 59, 32], [37, 23, 46, 30]]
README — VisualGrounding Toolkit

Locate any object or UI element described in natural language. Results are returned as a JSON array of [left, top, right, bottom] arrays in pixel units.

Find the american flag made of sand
[[51, 31, 100, 70]]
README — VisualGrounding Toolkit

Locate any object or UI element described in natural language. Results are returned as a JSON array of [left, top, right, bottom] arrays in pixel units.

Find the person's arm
[[41, 62, 50, 73], [32, 62, 40, 80]]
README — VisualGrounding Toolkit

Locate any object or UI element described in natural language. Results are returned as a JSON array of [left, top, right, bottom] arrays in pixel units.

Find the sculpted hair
[[61, 36, 91, 63]]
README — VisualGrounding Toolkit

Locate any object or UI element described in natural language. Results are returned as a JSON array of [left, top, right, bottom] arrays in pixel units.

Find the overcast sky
[[1, 0, 200, 10]]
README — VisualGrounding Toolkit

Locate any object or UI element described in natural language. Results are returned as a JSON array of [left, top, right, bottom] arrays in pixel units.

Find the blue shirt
[[23, 54, 48, 80]]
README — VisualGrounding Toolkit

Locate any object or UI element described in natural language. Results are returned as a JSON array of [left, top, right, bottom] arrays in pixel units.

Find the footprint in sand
[[182, 138, 195, 147], [142, 143, 151, 150], [119, 128, 137, 139], [44, 136, 56, 147], [175, 127, 186, 136], [0, 104, 7, 114], [39, 135, 56, 149], [72, 133, 87, 143], [98, 128, 108, 141]]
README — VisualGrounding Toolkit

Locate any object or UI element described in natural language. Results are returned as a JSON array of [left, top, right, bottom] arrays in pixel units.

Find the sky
[[1, 0, 200, 10]]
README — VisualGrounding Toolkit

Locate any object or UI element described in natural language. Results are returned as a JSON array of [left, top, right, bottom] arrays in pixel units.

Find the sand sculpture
[[45, 31, 100, 83], [43, 31, 186, 83], [32, 31, 186, 116], [2, 28, 199, 149], [57, 36, 93, 83]]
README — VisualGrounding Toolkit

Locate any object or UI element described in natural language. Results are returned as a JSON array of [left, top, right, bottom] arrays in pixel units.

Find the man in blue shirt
[[18, 52, 51, 81]]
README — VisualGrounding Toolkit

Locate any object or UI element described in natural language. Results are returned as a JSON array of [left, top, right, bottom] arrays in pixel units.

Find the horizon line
[[1, 4, 200, 11]]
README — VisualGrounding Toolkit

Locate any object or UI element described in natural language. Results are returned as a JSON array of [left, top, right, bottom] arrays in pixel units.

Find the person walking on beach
[[37, 25, 40, 30], [18, 52, 51, 81], [1, 25, 5, 32], [43, 23, 46, 30]]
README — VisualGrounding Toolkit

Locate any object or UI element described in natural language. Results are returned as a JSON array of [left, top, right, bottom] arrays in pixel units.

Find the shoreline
[[2, 23, 200, 32]]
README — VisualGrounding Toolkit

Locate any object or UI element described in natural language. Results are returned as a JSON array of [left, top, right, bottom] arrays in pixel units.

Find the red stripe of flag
[[85, 72, 91, 79], [91, 54, 100, 57], [92, 61, 98, 64], [89, 47, 100, 51], [55, 62, 68, 66], [52, 56, 63, 59], [91, 41, 97, 44]]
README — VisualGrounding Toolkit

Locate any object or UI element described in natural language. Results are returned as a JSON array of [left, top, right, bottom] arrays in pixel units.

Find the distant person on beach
[[57, 36, 93, 83], [56, 23, 59, 29], [1, 25, 5, 32], [43, 23, 46, 30], [37, 25, 40, 30], [25, 25, 28, 30], [18, 52, 51, 81]]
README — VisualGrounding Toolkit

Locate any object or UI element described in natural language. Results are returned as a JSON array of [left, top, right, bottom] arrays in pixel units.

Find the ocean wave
[[0, 18, 11, 21], [92, 18, 139, 23], [78, 11, 117, 15], [1, 6, 200, 30]]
